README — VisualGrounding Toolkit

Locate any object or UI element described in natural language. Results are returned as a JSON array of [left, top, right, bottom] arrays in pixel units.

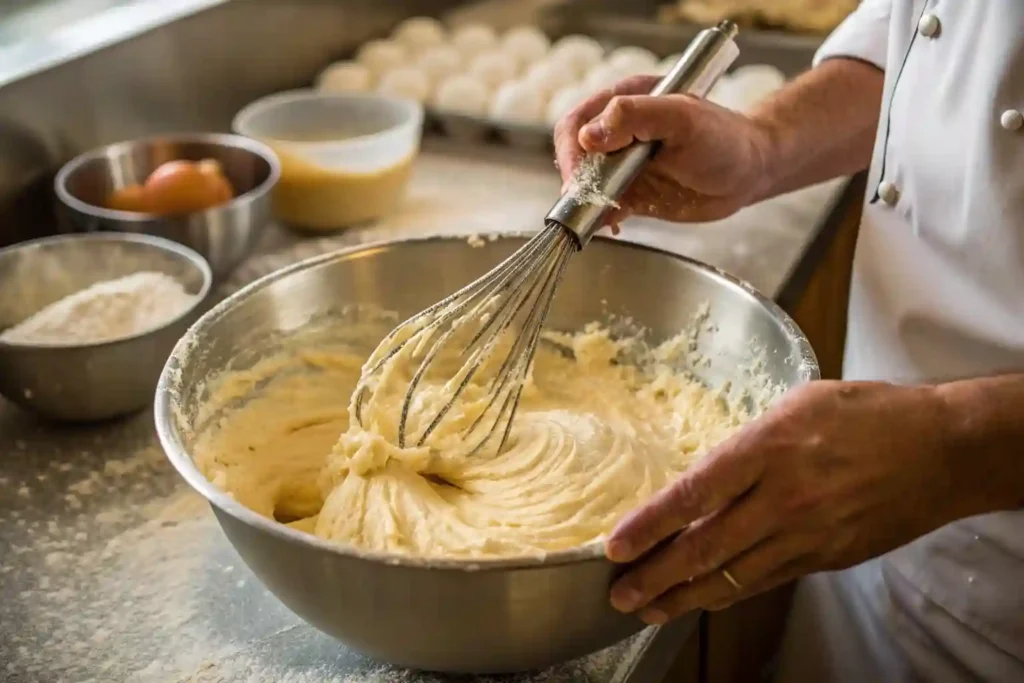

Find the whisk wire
[[467, 228, 576, 454], [353, 19, 741, 457], [460, 234, 566, 430], [359, 231, 549, 378], [355, 227, 571, 449], [401, 227, 567, 448], [353, 231, 557, 429]]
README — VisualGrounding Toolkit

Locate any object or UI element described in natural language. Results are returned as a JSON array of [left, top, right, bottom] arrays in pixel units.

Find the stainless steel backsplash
[[0, 0, 466, 247]]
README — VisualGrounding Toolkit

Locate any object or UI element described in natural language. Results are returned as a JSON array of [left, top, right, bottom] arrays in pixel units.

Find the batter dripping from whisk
[[194, 322, 762, 558]]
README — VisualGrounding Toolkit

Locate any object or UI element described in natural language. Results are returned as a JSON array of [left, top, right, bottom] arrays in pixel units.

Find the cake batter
[[194, 323, 760, 559]]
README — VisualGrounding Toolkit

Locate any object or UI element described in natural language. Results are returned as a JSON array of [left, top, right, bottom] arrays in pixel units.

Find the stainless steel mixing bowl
[[54, 133, 279, 279], [0, 233, 212, 421], [155, 235, 818, 674]]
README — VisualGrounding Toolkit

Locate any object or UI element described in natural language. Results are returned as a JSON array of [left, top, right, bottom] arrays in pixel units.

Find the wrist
[[932, 379, 1024, 515], [740, 58, 884, 205], [746, 111, 787, 204]]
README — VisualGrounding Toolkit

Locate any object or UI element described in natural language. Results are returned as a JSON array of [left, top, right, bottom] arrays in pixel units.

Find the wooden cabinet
[[777, 175, 866, 381], [663, 623, 702, 683]]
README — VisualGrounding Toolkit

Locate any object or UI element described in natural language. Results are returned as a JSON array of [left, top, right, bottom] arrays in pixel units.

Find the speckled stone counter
[[0, 137, 847, 683]]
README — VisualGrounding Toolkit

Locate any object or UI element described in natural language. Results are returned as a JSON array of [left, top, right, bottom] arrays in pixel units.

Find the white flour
[[0, 271, 198, 345], [0, 438, 650, 682], [566, 155, 620, 210]]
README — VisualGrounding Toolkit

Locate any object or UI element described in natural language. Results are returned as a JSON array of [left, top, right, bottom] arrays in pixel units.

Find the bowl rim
[[0, 232, 214, 350], [53, 132, 282, 223], [231, 88, 425, 151], [154, 233, 819, 572]]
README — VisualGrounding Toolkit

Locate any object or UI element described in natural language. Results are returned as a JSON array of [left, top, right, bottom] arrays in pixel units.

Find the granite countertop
[[0, 137, 847, 683]]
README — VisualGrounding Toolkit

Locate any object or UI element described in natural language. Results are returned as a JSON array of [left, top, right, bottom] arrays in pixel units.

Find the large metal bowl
[[155, 235, 818, 674], [0, 233, 212, 421], [54, 133, 279, 279]]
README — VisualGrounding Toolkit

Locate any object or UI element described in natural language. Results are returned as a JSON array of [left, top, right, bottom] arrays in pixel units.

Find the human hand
[[604, 380, 973, 625], [553, 75, 775, 231]]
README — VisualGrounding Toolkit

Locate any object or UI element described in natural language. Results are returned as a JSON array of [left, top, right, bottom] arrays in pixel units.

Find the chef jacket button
[[918, 14, 940, 38], [878, 180, 899, 206], [1000, 109, 1023, 131]]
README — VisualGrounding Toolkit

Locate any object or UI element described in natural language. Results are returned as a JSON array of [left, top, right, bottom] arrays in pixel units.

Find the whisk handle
[[546, 20, 741, 248]]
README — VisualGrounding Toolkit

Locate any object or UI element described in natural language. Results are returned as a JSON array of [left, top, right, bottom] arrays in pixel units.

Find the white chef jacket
[[774, 1, 1024, 681]]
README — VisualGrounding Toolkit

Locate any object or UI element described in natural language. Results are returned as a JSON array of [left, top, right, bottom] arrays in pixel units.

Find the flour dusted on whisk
[[0, 271, 198, 345], [567, 154, 621, 209]]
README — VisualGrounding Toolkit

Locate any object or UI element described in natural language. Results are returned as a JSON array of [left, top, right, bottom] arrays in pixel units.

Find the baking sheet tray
[[427, 110, 553, 151], [537, 0, 828, 77], [422, 0, 836, 152]]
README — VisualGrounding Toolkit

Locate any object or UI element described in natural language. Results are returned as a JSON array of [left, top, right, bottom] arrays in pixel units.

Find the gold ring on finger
[[721, 568, 742, 591]]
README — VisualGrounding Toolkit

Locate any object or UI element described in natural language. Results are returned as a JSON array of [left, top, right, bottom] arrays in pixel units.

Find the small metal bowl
[[54, 133, 280, 279], [0, 233, 212, 422]]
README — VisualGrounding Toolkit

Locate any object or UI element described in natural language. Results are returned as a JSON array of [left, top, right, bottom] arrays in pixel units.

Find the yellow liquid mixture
[[194, 322, 764, 560], [270, 144, 414, 231]]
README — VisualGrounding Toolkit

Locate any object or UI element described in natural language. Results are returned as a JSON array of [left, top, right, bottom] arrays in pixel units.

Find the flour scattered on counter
[[464, 233, 506, 248], [0, 444, 242, 681], [1, 396, 653, 683], [330, 640, 638, 683], [0, 271, 198, 345], [175, 640, 640, 683]]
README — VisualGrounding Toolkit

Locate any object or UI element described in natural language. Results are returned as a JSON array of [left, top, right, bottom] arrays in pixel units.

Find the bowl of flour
[[0, 233, 212, 421]]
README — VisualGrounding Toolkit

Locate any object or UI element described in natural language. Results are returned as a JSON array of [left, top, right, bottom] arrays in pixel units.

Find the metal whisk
[[353, 21, 741, 455]]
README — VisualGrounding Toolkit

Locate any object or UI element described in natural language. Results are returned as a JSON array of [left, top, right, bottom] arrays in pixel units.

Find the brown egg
[[142, 159, 234, 216], [105, 184, 149, 213]]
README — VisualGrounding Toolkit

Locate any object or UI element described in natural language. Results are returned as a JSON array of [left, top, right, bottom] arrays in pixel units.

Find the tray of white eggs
[[316, 17, 787, 151]]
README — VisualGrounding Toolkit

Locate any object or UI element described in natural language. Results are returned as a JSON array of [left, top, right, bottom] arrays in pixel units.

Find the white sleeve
[[813, 0, 893, 71]]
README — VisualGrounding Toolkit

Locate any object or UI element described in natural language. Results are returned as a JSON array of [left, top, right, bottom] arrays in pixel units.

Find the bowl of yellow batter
[[154, 234, 818, 674]]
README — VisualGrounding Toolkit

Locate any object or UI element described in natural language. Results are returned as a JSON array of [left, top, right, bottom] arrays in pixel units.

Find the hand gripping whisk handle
[[545, 20, 740, 248]]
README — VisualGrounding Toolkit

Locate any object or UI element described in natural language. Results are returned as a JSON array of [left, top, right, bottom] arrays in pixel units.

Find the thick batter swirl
[[194, 326, 756, 559]]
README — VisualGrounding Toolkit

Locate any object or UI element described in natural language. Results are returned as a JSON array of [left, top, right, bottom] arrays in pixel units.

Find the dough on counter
[[392, 16, 447, 53], [582, 61, 632, 94], [706, 75, 736, 107], [417, 45, 463, 87], [546, 84, 590, 126], [523, 59, 579, 100], [376, 67, 431, 103], [356, 39, 408, 77], [451, 23, 499, 58], [728, 64, 787, 109], [500, 25, 551, 68], [433, 74, 490, 116], [468, 50, 520, 91], [316, 61, 373, 93], [489, 80, 546, 124], [549, 35, 604, 77], [606, 46, 659, 76], [194, 319, 766, 559], [657, 53, 684, 76]]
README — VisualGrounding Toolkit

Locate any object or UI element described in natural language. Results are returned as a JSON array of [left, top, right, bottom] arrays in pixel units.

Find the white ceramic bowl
[[232, 90, 424, 231], [233, 90, 423, 175]]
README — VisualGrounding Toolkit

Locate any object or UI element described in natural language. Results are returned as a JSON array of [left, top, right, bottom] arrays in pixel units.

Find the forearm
[[749, 58, 884, 202], [934, 374, 1024, 518]]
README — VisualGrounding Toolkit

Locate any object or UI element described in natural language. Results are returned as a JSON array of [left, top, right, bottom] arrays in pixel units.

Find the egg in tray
[[316, 17, 790, 150]]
